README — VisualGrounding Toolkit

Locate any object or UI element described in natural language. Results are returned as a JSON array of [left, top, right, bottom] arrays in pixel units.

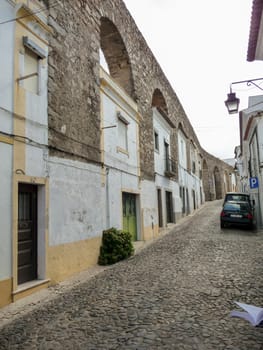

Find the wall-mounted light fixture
[[225, 78, 263, 114]]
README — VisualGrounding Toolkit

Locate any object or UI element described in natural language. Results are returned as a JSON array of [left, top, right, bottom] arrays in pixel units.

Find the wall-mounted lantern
[[225, 78, 263, 114]]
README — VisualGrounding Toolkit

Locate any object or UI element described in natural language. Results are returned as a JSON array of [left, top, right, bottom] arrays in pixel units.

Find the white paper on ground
[[230, 301, 263, 326]]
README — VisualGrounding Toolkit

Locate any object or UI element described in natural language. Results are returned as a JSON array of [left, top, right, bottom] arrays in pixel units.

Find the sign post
[[249, 177, 259, 189]]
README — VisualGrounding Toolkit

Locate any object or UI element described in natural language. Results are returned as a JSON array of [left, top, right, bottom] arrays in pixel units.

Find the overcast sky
[[122, 0, 263, 160]]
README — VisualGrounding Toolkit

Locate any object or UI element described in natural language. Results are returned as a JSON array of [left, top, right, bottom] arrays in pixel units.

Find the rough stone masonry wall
[[47, 0, 232, 182]]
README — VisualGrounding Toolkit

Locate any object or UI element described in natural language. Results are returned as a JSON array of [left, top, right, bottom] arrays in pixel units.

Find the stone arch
[[152, 88, 168, 115], [214, 166, 222, 199], [202, 159, 210, 201], [100, 17, 135, 98]]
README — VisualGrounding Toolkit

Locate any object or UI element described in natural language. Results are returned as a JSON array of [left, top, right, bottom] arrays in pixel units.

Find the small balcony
[[164, 158, 176, 177]]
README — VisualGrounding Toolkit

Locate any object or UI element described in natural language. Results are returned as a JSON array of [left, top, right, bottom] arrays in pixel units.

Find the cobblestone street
[[1, 200, 263, 349]]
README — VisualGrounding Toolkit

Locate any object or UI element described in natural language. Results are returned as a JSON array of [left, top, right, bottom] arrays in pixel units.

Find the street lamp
[[225, 78, 263, 114], [225, 91, 240, 114]]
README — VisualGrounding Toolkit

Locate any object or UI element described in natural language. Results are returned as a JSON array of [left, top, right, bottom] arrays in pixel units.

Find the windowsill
[[116, 146, 129, 156]]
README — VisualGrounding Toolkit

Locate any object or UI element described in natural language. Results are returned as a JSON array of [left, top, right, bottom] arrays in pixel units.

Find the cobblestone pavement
[[1, 200, 263, 350]]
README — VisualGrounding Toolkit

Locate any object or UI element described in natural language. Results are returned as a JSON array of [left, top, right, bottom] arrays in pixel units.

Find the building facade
[[0, 0, 50, 306], [238, 96, 263, 228], [0, 0, 234, 307]]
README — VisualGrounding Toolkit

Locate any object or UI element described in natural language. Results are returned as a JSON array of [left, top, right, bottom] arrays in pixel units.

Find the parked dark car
[[220, 201, 254, 229], [223, 192, 251, 206]]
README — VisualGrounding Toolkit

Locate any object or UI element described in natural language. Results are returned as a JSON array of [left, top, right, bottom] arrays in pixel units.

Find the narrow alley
[[1, 200, 263, 350]]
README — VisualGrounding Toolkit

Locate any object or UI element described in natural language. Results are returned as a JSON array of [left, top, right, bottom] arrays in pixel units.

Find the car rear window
[[225, 194, 249, 202], [224, 203, 250, 211]]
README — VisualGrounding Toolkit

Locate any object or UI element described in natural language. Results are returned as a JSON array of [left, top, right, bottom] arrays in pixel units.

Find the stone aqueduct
[[47, 0, 234, 201]]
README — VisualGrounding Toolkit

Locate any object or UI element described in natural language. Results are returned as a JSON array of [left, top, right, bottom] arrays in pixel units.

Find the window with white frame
[[117, 112, 129, 151]]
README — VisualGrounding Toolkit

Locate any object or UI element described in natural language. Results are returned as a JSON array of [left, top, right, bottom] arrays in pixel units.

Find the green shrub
[[98, 227, 134, 265]]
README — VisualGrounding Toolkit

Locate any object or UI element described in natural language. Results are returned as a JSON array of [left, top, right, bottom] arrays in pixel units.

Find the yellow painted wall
[[0, 278, 12, 308], [48, 236, 102, 283], [143, 224, 159, 241]]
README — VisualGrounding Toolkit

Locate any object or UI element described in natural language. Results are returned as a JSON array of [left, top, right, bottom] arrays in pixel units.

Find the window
[[154, 131, 159, 151], [22, 36, 47, 95], [192, 161, 196, 174], [24, 47, 39, 94], [164, 140, 170, 171], [117, 113, 128, 151], [180, 140, 184, 158]]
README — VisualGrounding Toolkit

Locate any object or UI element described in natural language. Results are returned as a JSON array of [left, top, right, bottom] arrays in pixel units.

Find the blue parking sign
[[250, 177, 259, 189]]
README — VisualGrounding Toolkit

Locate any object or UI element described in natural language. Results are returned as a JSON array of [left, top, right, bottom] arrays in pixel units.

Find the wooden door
[[122, 193, 137, 241], [165, 191, 173, 223], [18, 184, 37, 284], [157, 189, 163, 228]]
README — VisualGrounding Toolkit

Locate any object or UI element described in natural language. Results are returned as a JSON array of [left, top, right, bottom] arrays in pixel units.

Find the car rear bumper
[[221, 217, 253, 226]]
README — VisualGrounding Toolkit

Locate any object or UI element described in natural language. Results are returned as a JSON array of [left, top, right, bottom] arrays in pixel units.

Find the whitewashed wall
[[152, 108, 181, 223], [0, 3, 14, 124], [0, 144, 12, 279], [178, 131, 203, 214], [153, 108, 171, 176], [0, 2, 14, 280], [101, 68, 140, 234], [49, 158, 105, 245], [140, 179, 158, 231], [23, 47, 48, 177], [102, 91, 138, 175]]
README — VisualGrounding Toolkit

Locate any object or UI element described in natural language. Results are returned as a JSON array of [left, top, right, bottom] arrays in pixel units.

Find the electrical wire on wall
[[0, 0, 60, 25]]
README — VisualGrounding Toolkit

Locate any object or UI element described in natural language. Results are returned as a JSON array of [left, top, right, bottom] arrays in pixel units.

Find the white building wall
[[100, 68, 140, 235], [22, 42, 48, 177], [257, 118, 263, 166], [140, 179, 158, 235], [0, 2, 15, 280], [102, 92, 138, 175], [152, 108, 180, 224], [106, 168, 139, 229], [240, 98, 263, 228], [49, 158, 105, 246], [178, 132, 203, 214], [0, 3, 14, 129], [153, 108, 171, 176], [155, 174, 180, 222], [0, 144, 12, 279]]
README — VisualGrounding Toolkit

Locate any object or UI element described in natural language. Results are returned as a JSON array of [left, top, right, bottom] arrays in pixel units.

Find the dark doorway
[[165, 191, 173, 223], [157, 189, 163, 227], [192, 190, 196, 210], [18, 184, 38, 284], [186, 188, 190, 214]]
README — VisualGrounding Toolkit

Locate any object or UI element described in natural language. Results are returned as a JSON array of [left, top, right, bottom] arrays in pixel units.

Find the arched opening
[[100, 17, 135, 98], [152, 88, 168, 115], [214, 166, 222, 199]]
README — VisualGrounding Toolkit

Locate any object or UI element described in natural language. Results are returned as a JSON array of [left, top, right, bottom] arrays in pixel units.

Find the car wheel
[[220, 221, 225, 229]]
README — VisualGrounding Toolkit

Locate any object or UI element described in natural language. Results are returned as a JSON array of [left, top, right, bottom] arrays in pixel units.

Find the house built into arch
[[0, 0, 235, 307]]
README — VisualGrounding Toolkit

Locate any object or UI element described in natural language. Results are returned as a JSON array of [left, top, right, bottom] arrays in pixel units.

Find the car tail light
[[246, 213, 253, 219], [220, 211, 226, 217]]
